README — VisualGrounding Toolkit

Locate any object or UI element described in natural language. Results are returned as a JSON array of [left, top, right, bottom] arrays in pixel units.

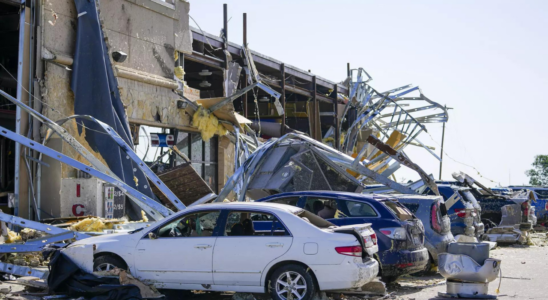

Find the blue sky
[[187, 0, 548, 186]]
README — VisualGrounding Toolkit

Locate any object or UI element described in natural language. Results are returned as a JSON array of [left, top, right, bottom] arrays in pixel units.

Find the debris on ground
[[94, 268, 162, 299], [3, 253, 48, 267]]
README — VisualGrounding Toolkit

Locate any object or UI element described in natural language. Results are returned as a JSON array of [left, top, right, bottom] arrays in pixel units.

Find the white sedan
[[66, 202, 379, 300]]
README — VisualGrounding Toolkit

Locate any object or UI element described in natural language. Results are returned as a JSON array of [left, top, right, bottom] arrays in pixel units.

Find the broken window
[[313, 153, 360, 192], [304, 197, 339, 219], [383, 201, 414, 221], [296, 210, 335, 229], [157, 210, 220, 238], [224, 211, 289, 236], [176, 132, 218, 192]]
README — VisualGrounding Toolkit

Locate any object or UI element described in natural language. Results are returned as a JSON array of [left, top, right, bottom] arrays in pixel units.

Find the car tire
[[380, 276, 399, 284], [410, 256, 436, 277], [93, 255, 127, 272], [269, 264, 316, 300]]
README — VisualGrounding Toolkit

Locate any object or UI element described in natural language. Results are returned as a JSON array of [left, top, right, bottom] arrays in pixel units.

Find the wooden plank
[[149, 163, 213, 208]]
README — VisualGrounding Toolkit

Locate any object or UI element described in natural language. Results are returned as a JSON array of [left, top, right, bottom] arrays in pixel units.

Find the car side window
[[157, 211, 220, 238], [268, 197, 300, 207], [304, 197, 339, 219], [340, 200, 378, 217], [224, 211, 289, 236]]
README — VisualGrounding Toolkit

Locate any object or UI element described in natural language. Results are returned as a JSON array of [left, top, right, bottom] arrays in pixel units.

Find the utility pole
[[439, 105, 453, 180]]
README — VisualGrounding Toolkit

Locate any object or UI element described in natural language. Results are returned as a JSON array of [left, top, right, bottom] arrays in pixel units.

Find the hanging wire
[[425, 126, 497, 183]]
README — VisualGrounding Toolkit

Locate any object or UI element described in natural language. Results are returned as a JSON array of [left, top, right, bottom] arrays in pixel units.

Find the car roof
[[193, 201, 303, 214], [391, 194, 442, 202], [258, 190, 396, 202]]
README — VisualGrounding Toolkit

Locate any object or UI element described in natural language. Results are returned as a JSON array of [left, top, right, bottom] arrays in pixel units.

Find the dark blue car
[[257, 191, 429, 281], [435, 184, 485, 238]]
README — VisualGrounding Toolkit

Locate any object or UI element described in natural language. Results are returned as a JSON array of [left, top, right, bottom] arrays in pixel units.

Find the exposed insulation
[[68, 218, 114, 232], [322, 137, 335, 145], [141, 210, 149, 223], [5, 229, 21, 243], [174, 66, 185, 80], [4, 252, 46, 267], [192, 105, 227, 141]]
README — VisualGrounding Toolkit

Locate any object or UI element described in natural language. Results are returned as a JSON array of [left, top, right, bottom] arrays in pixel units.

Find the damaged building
[[0, 0, 374, 221]]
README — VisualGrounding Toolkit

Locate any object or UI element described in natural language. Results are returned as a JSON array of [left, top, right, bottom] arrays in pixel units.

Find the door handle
[[266, 243, 283, 248], [194, 244, 212, 249]]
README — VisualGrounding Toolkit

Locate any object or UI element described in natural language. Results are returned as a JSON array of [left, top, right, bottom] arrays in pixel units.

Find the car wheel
[[269, 264, 316, 300], [93, 255, 127, 272]]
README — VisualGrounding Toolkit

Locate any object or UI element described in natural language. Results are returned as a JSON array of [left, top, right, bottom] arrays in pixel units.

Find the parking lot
[[388, 239, 548, 300]]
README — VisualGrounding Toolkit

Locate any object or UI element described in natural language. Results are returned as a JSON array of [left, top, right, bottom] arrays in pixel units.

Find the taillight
[[379, 227, 407, 240], [454, 208, 466, 218], [363, 233, 377, 247], [335, 246, 362, 257], [432, 203, 442, 233]]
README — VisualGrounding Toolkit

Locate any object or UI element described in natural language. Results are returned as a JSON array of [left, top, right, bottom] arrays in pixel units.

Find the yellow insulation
[[192, 106, 227, 141], [174, 66, 185, 80], [5, 229, 21, 243], [69, 218, 114, 232], [141, 210, 149, 223]]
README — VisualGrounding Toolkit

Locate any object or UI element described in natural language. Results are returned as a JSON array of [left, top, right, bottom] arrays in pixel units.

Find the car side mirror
[[148, 232, 158, 240]]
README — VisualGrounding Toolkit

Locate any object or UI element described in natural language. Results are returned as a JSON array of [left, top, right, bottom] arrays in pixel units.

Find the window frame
[[216, 209, 293, 238], [303, 196, 382, 220], [176, 131, 219, 193], [338, 199, 380, 218], [145, 210, 223, 239], [266, 197, 301, 207]]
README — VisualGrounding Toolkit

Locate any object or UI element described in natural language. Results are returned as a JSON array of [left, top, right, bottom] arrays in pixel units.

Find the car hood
[[70, 232, 136, 247]]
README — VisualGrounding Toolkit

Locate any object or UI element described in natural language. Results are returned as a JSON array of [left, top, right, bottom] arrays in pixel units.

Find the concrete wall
[[38, 0, 194, 217]]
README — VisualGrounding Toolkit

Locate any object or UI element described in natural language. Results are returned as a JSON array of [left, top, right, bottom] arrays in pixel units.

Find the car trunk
[[331, 224, 377, 258], [383, 200, 425, 250], [296, 210, 378, 258], [436, 200, 452, 235]]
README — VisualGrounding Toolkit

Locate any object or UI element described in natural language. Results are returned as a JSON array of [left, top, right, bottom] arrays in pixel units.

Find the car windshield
[[382, 200, 414, 221], [295, 209, 335, 229]]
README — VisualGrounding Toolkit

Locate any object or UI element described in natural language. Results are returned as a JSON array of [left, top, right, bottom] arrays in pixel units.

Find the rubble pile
[[3, 252, 46, 267]]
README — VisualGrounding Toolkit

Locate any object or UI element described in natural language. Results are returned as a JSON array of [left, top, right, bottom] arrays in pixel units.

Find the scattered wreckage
[[0, 3, 536, 298]]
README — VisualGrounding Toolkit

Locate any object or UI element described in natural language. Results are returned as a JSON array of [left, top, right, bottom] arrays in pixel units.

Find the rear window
[[340, 200, 378, 217], [296, 210, 335, 229], [383, 201, 414, 221], [401, 203, 420, 214]]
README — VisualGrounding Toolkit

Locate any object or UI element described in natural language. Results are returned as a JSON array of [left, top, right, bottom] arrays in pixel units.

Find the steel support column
[[333, 84, 340, 150], [14, 1, 27, 217], [312, 76, 319, 140], [281, 63, 286, 135], [242, 13, 248, 118]]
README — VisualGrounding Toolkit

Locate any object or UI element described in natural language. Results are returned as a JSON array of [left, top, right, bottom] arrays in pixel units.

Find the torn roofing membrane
[[71, 0, 154, 202]]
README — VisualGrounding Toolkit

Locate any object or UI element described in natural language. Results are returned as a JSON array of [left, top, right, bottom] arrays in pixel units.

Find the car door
[[133, 210, 221, 285], [212, 210, 292, 286]]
